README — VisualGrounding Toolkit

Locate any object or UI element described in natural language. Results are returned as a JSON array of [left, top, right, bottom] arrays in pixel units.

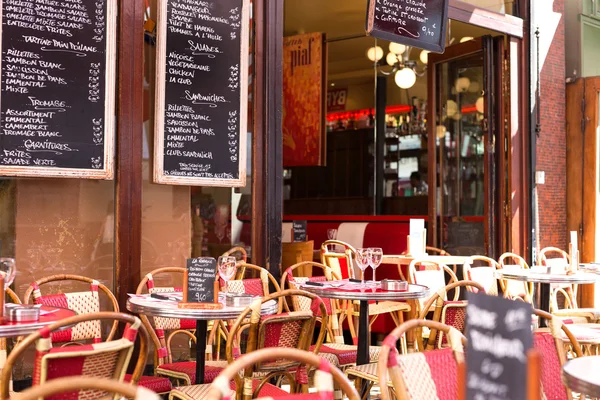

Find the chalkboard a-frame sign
[[0, 0, 117, 179], [366, 0, 449, 53], [153, 0, 250, 187]]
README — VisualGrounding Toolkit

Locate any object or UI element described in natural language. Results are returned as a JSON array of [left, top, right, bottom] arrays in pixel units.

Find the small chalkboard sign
[[466, 292, 533, 400], [293, 220, 307, 242], [184, 257, 217, 303], [153, 0, 250, 187], [366, 0, 449, 53], [0, 0, 117, 179]]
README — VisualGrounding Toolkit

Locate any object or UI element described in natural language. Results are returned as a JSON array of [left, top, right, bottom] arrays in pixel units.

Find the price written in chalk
[[186, 257, 217, 303], [366, 0, 449, 53]]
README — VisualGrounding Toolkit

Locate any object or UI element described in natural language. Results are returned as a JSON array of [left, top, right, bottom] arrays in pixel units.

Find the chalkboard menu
[[0, 0, 116, 179], [154, 0, 249, 187], [466, 292, 533, 400], [366, 0, 449, 53], [186, 257, 217, 303], [293, 220, 307, 242]]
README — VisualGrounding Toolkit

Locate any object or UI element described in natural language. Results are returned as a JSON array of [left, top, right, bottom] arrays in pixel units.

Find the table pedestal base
[[357, 300, 370, 399], [195, 320, 208, 385]]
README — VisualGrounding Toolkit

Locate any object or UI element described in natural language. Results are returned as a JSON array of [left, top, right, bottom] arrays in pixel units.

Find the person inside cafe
[[410, 171, 428, 195]]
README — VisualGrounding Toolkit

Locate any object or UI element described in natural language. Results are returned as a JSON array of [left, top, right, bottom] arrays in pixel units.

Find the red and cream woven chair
[[534, 309, 583, 400], [462, 255, 501, 296], [377, 319, 466, 400], [204, 348, 360, 400], [498, 252, 534, 303], [169, 289, 329, 400], [321, 241, 411, 345], [24, 275, 120, 344], [407, 258, 459, 311], [417, 280, 485, 351], [134, 267, 226, 387], [281, 262, 382, 371], [540, 247, 600, 324], [13, 377, 160, 400], [1, 288, 20, 395], [1, 312, 149, 400]]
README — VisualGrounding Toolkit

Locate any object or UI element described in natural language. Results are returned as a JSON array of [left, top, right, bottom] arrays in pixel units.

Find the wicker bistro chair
[[134, 267, 227, 387], [498, 252, 534, 303], [1, 288, 20, 394], [0, 312, 149, 400], [417, 281, 485, 351], [13, 377, 160, 400], [23, 274, 120, 344], [281, 262, 383, 371], [462, 255, 501, 296], [407, 259, 460, 311], [539, 247, 600, 323], [320, 241, 411, 345], [204, 348, 360, 400], [169, 290, 329, 400], [376, 319, 466, 400]]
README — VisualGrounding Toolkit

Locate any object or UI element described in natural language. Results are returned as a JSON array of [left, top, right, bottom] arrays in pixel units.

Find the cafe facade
[[0, 0, 579, 354]]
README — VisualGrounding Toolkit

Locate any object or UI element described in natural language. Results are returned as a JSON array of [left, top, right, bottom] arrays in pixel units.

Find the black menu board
[[293, 220, 307, 242], [0, 0, 116, 179], [366, 0, 449, 53], [466, 292, 533, 400], [154, 0, 249, 187], [186, 257, 217, 303]]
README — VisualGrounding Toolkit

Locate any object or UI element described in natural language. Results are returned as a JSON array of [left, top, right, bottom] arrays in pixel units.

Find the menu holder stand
[[178, 270, 224, 310], [406, 229, 427, 257]]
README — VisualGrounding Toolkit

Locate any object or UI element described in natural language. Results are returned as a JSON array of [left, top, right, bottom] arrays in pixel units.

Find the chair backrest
[[539, 247, 570, 266], [225, 289, 328, 378], [23, 274, 120, 343], [418, 281, 485, 351], [225, 263, 281, 298], [281, 262, 343, 343], [534, 309, 581, 400], [320, 240, 357, 279], [1, 312, 149, 400], [206, 348, 360, 400], [408, 259, 459, 309], [14, 377, 160, 400], [498, 252, 533, 302], [221, 246, 248, 264], [377, 319, 466, 400], [0, 289, 21, 393], [134, 267, 196, 365], [462, 255, 500, 296], [426, 246, 450, 256]]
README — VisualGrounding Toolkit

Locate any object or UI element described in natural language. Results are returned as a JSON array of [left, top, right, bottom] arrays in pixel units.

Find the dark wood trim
[[482, 36, 495, 257], [448, 0, 523, 38], [494, 36, 507, 257], [426, 55, 436, 248], [115, 1, 144, 310], [252, 0, 283, 281]]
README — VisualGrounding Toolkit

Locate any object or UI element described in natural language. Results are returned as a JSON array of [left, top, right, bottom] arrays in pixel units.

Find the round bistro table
[[300, 280, 430, 398], [562, 355, 600, 397], [0, 306, 76, 338], [127, 294, 279, 385], [495, 269, 600, 327]]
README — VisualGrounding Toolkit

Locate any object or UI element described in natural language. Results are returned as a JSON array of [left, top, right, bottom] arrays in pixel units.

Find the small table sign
[[293, 220, 308, 242], [180, 257, 222, 310]]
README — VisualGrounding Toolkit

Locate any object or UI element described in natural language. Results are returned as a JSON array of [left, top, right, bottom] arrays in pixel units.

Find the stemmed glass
[[355, 248, 370, 288], [368, 248, 383, 283], [218, 256, 237, 296], [0, 258, 16, 289], [327, 229, 338, 240]]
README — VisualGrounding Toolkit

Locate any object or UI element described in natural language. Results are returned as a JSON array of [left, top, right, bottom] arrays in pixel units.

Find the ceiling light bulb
[[389, 42, 406, 55], [436, 125, 447, 139], [367, 46, 384, 62], [468, 81, 481, 93], [386, 52, 398, 66], [394, 67, 417, 89], [455, 77, 471, 93], [446, 99, 459, 117], [460, 36, 474, 43], [476, 97, 485, 113], [452, 112, 462, 121], [419, 50, 429, 64]]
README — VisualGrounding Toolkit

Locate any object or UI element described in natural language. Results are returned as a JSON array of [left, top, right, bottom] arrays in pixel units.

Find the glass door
[[427, 36, 506, 257]]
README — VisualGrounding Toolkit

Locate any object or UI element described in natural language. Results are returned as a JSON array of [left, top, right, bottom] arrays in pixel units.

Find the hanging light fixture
[[366, 44, 426, 90], [395, 68, 417, 89], [419, 50, 429, 65], [446, 99, 459, 117], [455, 77, 471, 93], [366, 46, 384, 62], [475, 96, 485, 113], [468, 81, 481, 93], [436, 125, 447, 138]]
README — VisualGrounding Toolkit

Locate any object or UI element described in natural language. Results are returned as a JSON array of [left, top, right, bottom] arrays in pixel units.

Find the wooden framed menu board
[[0, 0, 117, 179], [366, 0, 449, 53], [154, 0, 249, 187]]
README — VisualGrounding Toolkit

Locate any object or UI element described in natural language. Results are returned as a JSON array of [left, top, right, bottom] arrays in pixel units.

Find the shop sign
[[366, 0, 449, 53], [327, 89, 348, 112]]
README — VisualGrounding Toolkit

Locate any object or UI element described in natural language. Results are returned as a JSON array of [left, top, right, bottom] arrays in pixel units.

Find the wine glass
[[218, 256, 237, 296], [327, 229, 338, 240], [0, 258, 16, 289], [355, 249, 370, 288], [368, 248, 383, 283]]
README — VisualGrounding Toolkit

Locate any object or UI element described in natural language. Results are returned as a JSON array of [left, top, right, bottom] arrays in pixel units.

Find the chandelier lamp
[[366, 42, 429, 89]]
